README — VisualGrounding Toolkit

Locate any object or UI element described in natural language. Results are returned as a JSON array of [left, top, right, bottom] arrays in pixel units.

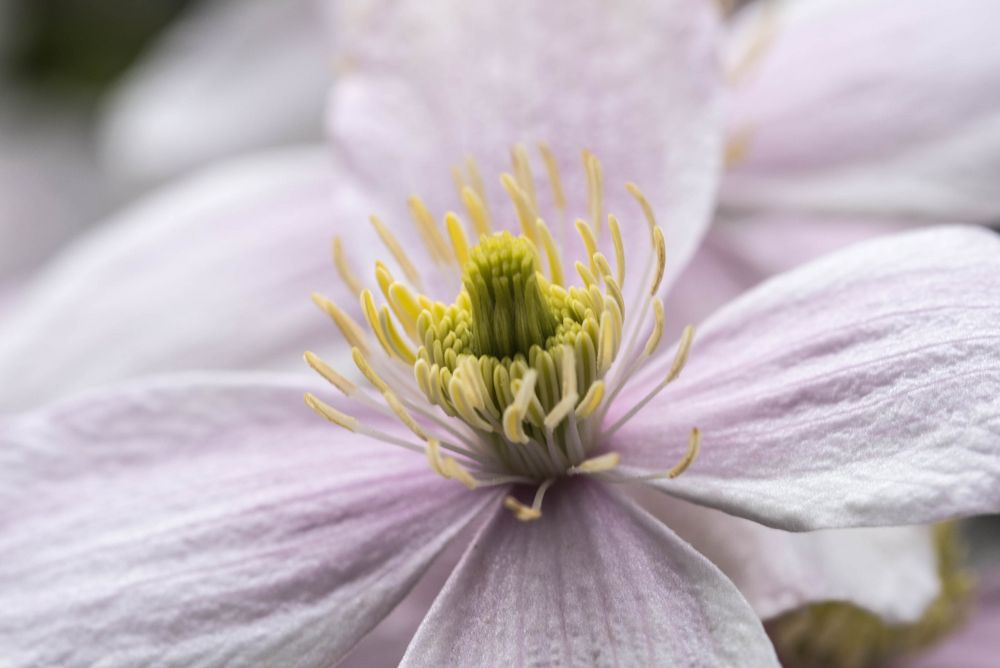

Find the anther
[[303, 351, 357, 396], [311, 293, 369, 353], [503, 478, 555, 521], [304, 393, 359, 432], [332, 237, 363, 294], [537, 142, 567, 213], [570, 452, 621, 475], [369, 214, 423, 287]]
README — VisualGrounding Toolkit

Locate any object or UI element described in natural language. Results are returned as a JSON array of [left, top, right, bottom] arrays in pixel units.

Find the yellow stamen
[[666, 428, 701, 478], [537, 142, 567, 212], [303, 351, 357, 395], [369, 214, 423, 287], [408, 196, 452, 264], [583, 150, 604, 235], [625, 181, 658, 234], [304, 393, 359, 431], [535, 219, 565, 286], [575, 380, 605, 418], [667, 325, 695, 383], [607, 214, 626, 286], [444, 211, 471, 268], [461, 186, 492, 238], [500, 172, 539, 242], [332, 237, 363, 295], [650, 226, 666, 296], [311, 292, 369, 353], [426, 438, 478, 489], [511, 143, 538, 212], [503, 477, 555, 521], [571, 451, 621, 474], [360, 289, 395, 359], [642, 298, 665, 358], [502, 370, 538, 444], [351, 346, 390, 394]]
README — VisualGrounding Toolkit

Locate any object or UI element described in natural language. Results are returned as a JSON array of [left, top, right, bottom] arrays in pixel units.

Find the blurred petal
[[0, 146, 384, 412], [100, 0, 330, 186], [905, 569, 1000, 668], [612, 226, 1000, 529], [723, 0, 1000, 221], [327, 0, 724, 290], [0, 102, 105, 284], [0, 374, 496, 667], [637, 490, 940, 624], [401, 480, 778, 667]]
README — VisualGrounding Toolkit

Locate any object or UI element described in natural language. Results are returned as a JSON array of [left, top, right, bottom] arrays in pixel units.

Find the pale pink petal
[[401, 480, 779, 667], [636, 490, 940, 624], [327, 0, 724, 291], [723, 0, 1000, 221], [611, 226, 1000, 529], [903, 568, 1000, 668], [99, 0, 330, 187], [665, 213, 914, 339], [0, 374, 497, 666], [0, 147, 385, 412]]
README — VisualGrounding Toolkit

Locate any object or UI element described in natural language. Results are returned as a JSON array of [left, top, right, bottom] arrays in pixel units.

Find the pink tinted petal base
[[612, 226, 1000, 530], [0, 375, 497, 667], [636, 490, 940, 624], [400, 480, 779, 667]]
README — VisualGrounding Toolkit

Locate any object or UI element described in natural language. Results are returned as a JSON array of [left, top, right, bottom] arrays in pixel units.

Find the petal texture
[[401, 480, 778, 667], [0, 375, 496, 667], [723, 0, 1000, 221], [637, 490, 940, 624], [0, 147, 382, 412], [613, 226, 1000, 529], [327, 0, 724, 290], [100, 0, 330, 186]]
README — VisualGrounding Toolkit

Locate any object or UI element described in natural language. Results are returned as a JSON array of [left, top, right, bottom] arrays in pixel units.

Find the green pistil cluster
[[412, 232, 610, 453], [463, 232, 559, 358], [767, 523, 973, 668]]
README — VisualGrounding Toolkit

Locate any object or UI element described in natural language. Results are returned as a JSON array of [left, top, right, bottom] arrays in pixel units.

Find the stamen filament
[[504, 478, 556, 521]]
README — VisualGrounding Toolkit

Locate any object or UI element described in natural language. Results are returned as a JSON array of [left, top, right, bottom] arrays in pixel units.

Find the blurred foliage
[[2, 0, 199, 97]]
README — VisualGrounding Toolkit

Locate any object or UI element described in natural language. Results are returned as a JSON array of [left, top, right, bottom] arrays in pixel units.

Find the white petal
[[0, 374, 497, 666]]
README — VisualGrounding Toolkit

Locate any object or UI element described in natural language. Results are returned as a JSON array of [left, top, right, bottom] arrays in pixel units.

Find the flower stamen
[[305, 147, 699, 500]]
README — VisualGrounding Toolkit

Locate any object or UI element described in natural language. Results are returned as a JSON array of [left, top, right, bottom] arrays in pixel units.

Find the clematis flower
[[4, 132, 1000, 663]]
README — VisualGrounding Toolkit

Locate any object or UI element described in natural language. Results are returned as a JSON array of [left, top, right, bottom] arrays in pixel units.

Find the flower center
[[303, 145, 700, 520]]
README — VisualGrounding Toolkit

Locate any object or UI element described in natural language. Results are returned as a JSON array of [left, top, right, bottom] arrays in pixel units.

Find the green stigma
[[463, 232, 560, 358], [767, 523, 973, 668]]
